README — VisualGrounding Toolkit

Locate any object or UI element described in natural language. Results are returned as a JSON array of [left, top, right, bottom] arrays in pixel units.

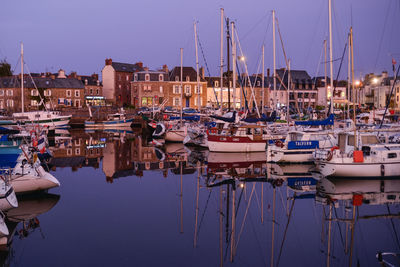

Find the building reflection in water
[[40, 130, 400, 266]]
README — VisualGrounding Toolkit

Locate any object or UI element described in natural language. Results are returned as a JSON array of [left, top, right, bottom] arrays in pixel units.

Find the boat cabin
[[337, 132, 380, 154]]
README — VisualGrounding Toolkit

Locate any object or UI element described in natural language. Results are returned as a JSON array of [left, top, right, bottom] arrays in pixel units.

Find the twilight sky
[[1, 0, 399, 81]]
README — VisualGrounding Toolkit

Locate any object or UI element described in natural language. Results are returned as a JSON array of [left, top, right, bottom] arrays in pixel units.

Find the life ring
[[275, 140, 284, 148], [327, 146, 339, 161]]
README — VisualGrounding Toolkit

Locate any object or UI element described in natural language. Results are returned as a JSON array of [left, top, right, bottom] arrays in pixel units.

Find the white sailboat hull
[[165, 127, 187, 142], [208, 140, 266, 152], [319, 161, 400, 177], [11, 171, 60, 194], [267, 146, 314, 163]]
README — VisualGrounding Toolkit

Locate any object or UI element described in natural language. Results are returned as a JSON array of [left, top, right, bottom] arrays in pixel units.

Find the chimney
[[91, 73, 99, 80], [50, 74, 56, 80], [267, 68, 270, 77], [105, 58, 112, 65], [69, 71, 77, 78], [200, 67, 205, 79], [136, 61, 143, 69], [162, 64, 169, 74]]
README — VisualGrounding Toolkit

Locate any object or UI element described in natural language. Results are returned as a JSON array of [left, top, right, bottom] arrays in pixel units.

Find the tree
[[0, 60, 12, 77]]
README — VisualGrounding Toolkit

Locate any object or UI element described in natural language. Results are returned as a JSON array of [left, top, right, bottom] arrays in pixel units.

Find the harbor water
[[4, 130, 399, 267]]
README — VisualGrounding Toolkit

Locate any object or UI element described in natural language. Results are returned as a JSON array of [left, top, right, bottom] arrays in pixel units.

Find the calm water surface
[[3, 130, 399, 267]]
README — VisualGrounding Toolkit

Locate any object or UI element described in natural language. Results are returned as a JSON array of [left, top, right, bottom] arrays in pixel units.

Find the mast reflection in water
[[6, 129, 399, 266]]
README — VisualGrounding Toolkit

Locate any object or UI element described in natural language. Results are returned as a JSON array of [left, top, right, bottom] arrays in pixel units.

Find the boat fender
[[275, 140, 284, 148], [163, 114, 168, 120], [380, 164, 385, 177]]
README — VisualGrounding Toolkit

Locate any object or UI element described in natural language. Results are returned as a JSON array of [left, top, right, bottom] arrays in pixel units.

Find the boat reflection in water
[[20, 129, 399, 266], [0, 193, 60, 266]]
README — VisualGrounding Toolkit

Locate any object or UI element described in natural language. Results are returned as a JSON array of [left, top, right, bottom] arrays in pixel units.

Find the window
[[67, 149, 72, 156], [67, 99, 72, 106], [186, 76, 190, 82], [145, 74, 150, 81], [126, 75, 129, 81], [134, 74, 138, 81], [31, 89, 37, 96], [75, 99, 81, 107], [31, 100, 38, 106], [45, 89, 51, 96], [173, 97, 181, 106], [89, 89, 93, 95], [66, 90, 72, 97], [195, 85, 202, 94], [75, 90, 80, 97], [6, 99, 13, 107], [75, 148, 81, 155], [257, 81, 260, 86], [175, 76, 179, 82], [0, 90, 4, 96], [194, 97, 203, 106], [6, 90, 13, 96], [159, 74, 164, 81], [0, 100, 3, 109], [214, 81, 219, 87], [159, 86, 163, 93], [184, 85, 191, 94], [388, 153, 397, 159], [142, 97, 148, 106], [96, 89, 99, 95], [173, 85, 181, 94]]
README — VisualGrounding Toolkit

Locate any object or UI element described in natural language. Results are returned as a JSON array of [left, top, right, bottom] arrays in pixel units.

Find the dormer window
[[85, 79, 88, 85], [175, 76, 179, 82], [257, 81, 260, 86], [159, 74, 164, 81], [214, 81, 219, 87], [134, 74, 138, 81], [145, 74, 150, 81], [186, 76, 190, 82]]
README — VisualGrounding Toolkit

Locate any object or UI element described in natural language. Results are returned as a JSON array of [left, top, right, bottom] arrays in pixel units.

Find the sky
[[1, 0, 399, 81]]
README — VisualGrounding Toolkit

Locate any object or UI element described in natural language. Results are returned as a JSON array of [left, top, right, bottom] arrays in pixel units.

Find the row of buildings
[[0, 58, 398, 112]]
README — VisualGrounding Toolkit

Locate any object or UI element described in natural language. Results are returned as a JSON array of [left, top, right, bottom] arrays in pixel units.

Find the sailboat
[[4, 44, 71, 129]]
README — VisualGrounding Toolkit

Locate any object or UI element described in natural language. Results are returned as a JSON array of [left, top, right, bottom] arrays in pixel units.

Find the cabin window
[[388, 153, 397, 159], [361, 135, 380, 144]]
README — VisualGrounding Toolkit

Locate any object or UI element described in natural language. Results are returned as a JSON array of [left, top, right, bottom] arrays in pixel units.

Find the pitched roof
[[169, 67, 205, 82], [111, 62, 144, 73], [0, 76, 84, 89]]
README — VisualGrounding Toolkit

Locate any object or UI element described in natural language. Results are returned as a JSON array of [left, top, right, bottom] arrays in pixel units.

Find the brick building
[[68, 72, 104, 106], [0, 70, 85, 112], [131, 65, 169, 108], [102, 58, 143, 106], [167, 66, 207, 109]]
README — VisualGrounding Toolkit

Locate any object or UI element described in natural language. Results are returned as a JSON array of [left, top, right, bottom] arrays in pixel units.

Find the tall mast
[[262, 45, 265, 114], [287, 59, 291, 125], [21, 42, 24, 114], [220, 8, 224, 112], [194, 21, 201, 111], [180, 48, 183, 127], [324, 39, 327, 115], [347, 33, 351, 120], [231, 21, 236, 111], [272, 10, 277, 110], [226, 18, 231, 112], [328, 0, 334, 115], [350, 27, 357, 149]]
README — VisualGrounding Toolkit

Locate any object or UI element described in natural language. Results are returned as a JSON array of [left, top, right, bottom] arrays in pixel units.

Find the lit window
[[159, 74, 164, 81], [145, 74, 150, 81], [175, 76, 179, 82], [75, 90, 80, 97], [6, 90, 13, 96], [160, 86, 163, 93], [185, 85, 191, 94], [214, 81, 219, 87], [66, 90, 72, 97], [186, 76, 190, 82]]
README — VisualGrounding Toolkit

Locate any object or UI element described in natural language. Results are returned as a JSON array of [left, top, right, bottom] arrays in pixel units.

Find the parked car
[[163, 106, 176, 113], [137, 107, 150, 115], [183, 107, 198, 114]]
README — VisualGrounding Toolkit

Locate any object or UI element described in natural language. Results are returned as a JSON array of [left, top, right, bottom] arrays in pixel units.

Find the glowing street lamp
[[372, 78, 378, 84]]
